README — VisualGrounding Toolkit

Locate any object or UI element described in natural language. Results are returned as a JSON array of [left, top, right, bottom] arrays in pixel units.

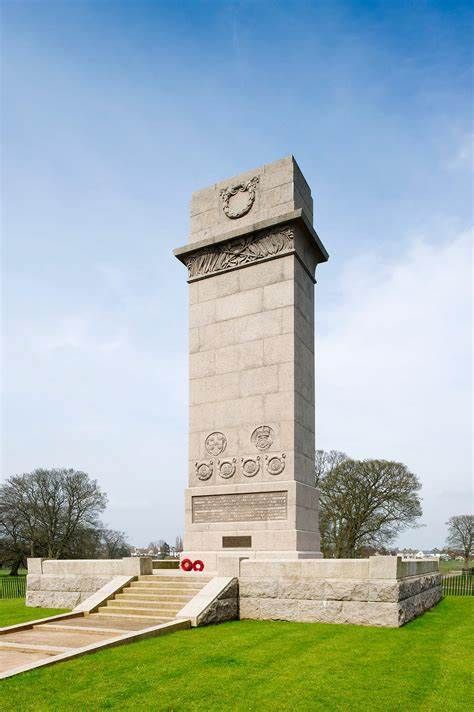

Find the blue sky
[[2, 0, 472, 548]]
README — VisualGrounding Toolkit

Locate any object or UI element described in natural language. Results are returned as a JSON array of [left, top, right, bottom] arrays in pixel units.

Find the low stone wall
[[236, 556, 441, 627], [26, 557, 153, 609]]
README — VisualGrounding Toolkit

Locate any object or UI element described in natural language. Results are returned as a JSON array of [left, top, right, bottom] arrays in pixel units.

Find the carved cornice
[[183, 225, 295, 281]]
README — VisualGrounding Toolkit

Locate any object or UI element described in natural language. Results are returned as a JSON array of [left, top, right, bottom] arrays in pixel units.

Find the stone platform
[[225, 555, 442, 627]]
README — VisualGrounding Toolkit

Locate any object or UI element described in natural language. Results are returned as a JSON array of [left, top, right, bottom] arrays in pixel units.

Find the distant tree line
[[315, 450, 423, 558], [0, 468, 131, 574]]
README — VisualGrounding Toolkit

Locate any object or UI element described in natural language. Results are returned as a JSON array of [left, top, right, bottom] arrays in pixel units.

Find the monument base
[[235, 556, 442, 627]]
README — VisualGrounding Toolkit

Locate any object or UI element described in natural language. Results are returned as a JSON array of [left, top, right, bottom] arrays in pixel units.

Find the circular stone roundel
[[242, 457, 260, 478], [219, 460, 236, 479], [196, 462, 213, 481], [219, 176, 259, 220], [205, 432, 227, 457], [251, 425, 274, 451], [267, 455, 285, 476]]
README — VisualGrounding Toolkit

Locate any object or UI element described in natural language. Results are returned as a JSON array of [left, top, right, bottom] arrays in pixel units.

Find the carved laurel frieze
[[184, 225, 295, 281]]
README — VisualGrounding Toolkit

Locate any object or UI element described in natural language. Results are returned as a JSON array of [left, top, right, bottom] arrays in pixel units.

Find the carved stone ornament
[[218, 458, 236, 479], [196, 461, 213, 481], [184, 225, 295, 281], [266, 453, 286, 476], [205, 431, 227, 456], [219, 176, 259, 219], [241, 457, 260, 478], [251, 425, 274, 451]]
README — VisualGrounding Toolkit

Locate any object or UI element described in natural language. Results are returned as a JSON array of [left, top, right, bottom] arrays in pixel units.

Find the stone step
[[0, 640, 70, 655], [138, 575, 212, 582], [96, 609, 172, 622], [117, 591, 191, 603], [62, 615, 151, 631], [107, 599, 181, 612], [40, 623, 127, 636], [129, 581, 204, 592], [2, 627, 110, 649]]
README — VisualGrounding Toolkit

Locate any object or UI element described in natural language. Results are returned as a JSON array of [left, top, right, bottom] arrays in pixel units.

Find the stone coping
[[237, 556, 439, 580], [173, 209, 328, 264]]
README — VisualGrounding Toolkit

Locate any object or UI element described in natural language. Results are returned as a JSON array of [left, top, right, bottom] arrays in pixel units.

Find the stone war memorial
[[172, 156, 442, 626], [4, 157, 443, 679]]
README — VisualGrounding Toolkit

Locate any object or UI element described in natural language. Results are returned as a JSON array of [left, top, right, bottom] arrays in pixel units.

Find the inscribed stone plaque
[[222, 536, 252, 548], [192, 491, 288, 523]]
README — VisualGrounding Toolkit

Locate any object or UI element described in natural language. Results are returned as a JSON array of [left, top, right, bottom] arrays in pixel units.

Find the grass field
[[0, 599, 68, 627], [438, 560, 473, 573], [0, 597, 472, 711]]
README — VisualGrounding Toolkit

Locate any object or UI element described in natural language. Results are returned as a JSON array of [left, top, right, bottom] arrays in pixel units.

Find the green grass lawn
[[439, 560, 473, 573], [0, 597, 472, 711], [0, 598, 68, 627], [0, 568, 27, 576]]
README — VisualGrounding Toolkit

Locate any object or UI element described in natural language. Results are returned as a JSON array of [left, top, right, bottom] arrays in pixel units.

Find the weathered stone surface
[[38, 575, 111, 592], [338, 601, 397, 627], [238, 569, 442, 627], [198, 598, 239, 625], [26, 590, 81, 609], [324, 580, 369, 601], [259, 597, 300, 621], [26, 574, 41, 591], [239, 598, 261, 619], [239, 578, 279, 599], [277, 578, 325, 600], [368, 580, 400, 602], [297, 600, 343, 623], [398, 585, 443, 625]]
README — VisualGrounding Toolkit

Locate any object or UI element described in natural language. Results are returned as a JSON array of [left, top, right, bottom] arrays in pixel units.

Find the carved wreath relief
[[219, 176, 259, 219], [184, 225, 295, 281], [195, 461, 213, 481], [195, 429, 286, 482], [266, 454, 286, 476], [218, 459, 236, 479]]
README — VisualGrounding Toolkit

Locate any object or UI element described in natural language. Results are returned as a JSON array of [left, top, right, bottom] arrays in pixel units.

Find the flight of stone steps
[[0, 572, 211, 677]]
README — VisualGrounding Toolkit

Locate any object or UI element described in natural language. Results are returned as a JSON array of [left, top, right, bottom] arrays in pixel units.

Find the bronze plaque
[[191, 491, 287, 523], [222, 536, 252, 548]]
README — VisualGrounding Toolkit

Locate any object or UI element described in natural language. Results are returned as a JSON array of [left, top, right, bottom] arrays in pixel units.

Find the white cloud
[[317, 229, 473, 547]]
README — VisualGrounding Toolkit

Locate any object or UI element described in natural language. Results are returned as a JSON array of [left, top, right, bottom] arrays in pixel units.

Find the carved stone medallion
[[266, 454, 286, 476], [251, 425, 274, 451], [242, 457, 260, 478], [205, 432, 227, 457], [219, 176, 259, 219], [196, 461, 213, 481], [218, 458, 236, 479], [183, 225, 295, 281]]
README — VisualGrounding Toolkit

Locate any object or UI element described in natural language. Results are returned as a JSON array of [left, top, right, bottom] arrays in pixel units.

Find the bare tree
[[101, 528, 131, 558], [317, 455, 422, 558], [175, 535, 183, 553], [0, 468, 107, 563], [314, 449, 348, 486], [445, 515, 473, 570]]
